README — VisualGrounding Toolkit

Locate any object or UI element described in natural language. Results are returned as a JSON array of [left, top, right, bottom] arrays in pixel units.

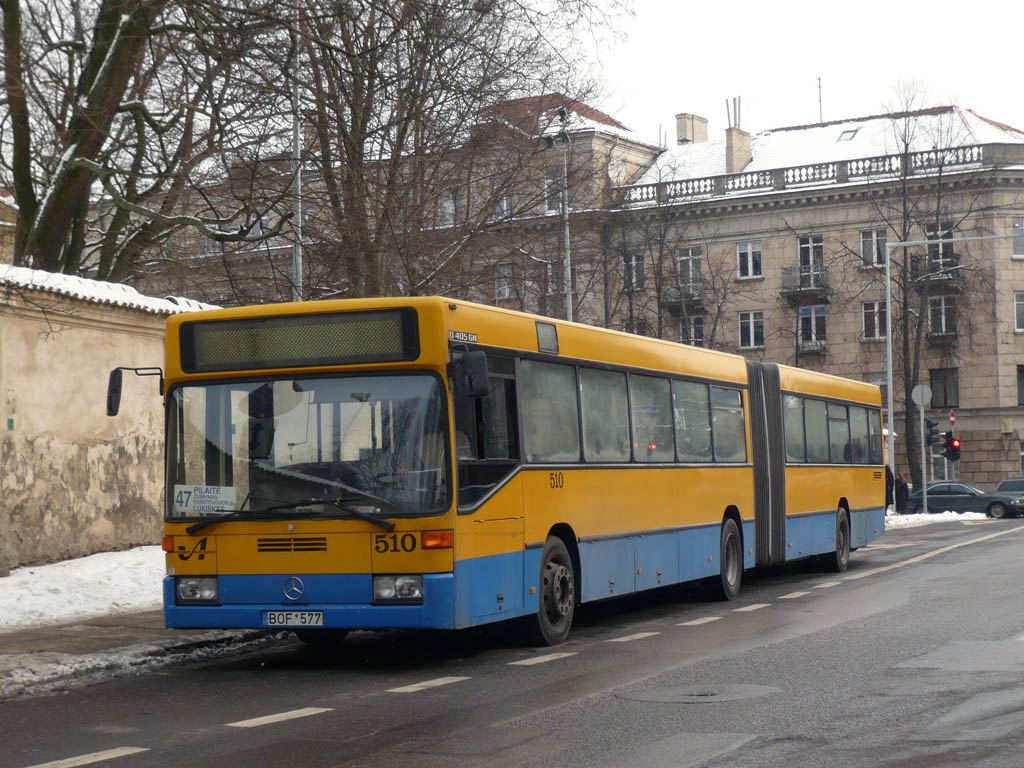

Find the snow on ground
[[0, 511, 991, 632], [0, 546, 164, 631]]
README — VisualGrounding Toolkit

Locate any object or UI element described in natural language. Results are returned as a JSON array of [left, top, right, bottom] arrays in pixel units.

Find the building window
[[928, 295, 957, 335], [926, 222, 955, 269], [799, 305, 826, 347], [861, 229, 886, 267], [624, 252, 644, 290], [678, 247, 703, 290], [797, 234, 824, 287], [544, 172, 560, 213], [1014, 217, 1024, 256], [682, 315, 705, 347], [1018, 365, 1024, 406], [1020, 441, 1024, 475], [737, 241, 762, 279], [738, 310, 764, 348], [863, 301, 887, 340], [930, 368, 959, 408], [1016, 293, 1024, 332], [494, 262, 515, 301], [838, 128, 859, 142], [865, 372, 888, 418]]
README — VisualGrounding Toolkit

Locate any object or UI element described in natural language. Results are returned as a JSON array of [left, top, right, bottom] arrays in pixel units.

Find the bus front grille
[[256, 537, 328, 553]]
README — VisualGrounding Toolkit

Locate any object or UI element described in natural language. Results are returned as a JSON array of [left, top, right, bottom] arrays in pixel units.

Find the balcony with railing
[[660, 281, 706, 312], [780, 266, 833, 304], [911, 254, 963, 287], [612, 144, 1001, 208]]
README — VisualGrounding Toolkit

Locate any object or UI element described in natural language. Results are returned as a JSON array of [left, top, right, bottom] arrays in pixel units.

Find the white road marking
[[21, 747, 150, 768], [387, 676, 470, 693], [733, 603, 771, 612], [814, 581, 841, 589], [1016, 634, 1024, 642], [843, 526, 1024, 582], [509, 652, 577, 666], [678, 616, 722, 626], [607, 631, 661, 642], [779, 591, 810, 599], [226, 707, 333, 728]]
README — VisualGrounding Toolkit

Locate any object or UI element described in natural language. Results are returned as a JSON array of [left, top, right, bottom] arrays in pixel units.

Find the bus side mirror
[[106, 368, 123, 417], [465, 350, 489, 398]]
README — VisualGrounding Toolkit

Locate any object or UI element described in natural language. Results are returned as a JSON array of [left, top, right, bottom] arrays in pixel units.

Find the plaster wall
[[0, 295, 168, 575]]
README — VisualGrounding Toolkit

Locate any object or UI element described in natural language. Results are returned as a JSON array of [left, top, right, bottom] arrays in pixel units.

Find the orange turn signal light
[[422, 530, 454, 549], [162, 535, 175, 553]]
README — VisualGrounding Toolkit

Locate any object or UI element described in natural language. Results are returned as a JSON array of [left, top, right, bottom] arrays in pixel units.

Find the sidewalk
[[0, 610, 273, 701]]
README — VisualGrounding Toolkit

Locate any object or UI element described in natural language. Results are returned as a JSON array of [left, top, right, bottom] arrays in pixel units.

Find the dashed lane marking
[[843, 526, 1024, 582], [387, 676, 471, 693], [226, 707, 333, 728], [733, 603, 771, 612], [779, 591, 810, 599], [21, 747, 150, 768], [607, 632, 661, 642], [814, 581, 841, 589], [509, 652, 577, 666], [678, 617, 722, 626]]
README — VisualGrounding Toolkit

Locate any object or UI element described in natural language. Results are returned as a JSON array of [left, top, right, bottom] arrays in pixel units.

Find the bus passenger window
[[828, 403, 851, 464], [580, 368, 630, 462], [867, 409, 883, 465], [783, 394, 806, 462], [521, 360, 580, 463], [849, 406, 869, 464], [630, 374, 674, 462], [711, 387, 746, 463], [804, 399, 829, 463], [674, 380, 711, 462]]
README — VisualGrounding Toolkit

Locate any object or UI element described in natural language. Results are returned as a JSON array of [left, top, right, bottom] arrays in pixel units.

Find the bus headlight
[[176, 576, 218, 604], [373, 575, 423, 604]]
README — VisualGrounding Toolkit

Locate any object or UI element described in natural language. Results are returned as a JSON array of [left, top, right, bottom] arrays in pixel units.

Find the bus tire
[[295, 629, 349, 647], [530, 536, 575, 646], [824, 508, 851, 573], [712, 518, 742, 601]]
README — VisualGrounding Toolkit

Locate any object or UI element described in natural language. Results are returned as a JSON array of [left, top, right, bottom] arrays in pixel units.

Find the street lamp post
[[557, 109, 572, 322], [883, 233, 1014, 480]]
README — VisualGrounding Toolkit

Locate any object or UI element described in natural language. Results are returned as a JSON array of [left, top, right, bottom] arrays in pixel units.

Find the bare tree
[[0, 0, 298, 278]]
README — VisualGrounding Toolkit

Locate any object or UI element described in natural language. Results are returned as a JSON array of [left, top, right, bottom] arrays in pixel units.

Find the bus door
[[452, 354, 525, 625]]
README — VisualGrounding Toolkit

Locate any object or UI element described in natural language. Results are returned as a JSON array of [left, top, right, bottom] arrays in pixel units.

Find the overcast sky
[[595, 0, 1023, 146]]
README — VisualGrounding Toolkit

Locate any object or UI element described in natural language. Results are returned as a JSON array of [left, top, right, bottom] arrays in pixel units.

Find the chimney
[[675, 113, 708, 145], [726, 127, 751, 173]]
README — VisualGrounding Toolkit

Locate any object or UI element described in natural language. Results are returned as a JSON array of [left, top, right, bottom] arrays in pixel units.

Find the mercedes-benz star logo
[[283, 576, 305, 601]]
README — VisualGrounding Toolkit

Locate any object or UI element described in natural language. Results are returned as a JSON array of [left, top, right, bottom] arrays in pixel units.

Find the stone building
[[481, 105, 1024, 488]]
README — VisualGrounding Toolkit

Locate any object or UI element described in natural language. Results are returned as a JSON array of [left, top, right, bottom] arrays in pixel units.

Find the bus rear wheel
[[712, 518, 742, 601], [823, 508, 850, 573], [530, 536, 575, 646]]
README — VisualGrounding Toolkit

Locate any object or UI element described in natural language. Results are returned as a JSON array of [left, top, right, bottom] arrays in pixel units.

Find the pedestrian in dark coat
[[895, 472, 909, 515]]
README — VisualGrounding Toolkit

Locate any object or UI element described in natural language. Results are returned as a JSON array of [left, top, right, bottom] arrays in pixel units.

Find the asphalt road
[[6, 517, 1024, 768]]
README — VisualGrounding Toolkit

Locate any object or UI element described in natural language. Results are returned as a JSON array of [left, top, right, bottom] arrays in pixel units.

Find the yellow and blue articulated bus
[[109, 297, 885, 645]]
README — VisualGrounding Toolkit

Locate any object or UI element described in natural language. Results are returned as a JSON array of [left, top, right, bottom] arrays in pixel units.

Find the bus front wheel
[[712, 518, 742, 601], [531, 536, 575, 646]]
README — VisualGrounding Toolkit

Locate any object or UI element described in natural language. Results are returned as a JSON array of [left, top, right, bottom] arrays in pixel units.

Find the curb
[[0, 629, 285, 702]]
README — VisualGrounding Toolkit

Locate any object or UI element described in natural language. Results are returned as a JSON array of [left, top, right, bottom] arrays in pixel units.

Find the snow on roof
[[637, 106, 1024, 185], [0, 264, 216, 315]]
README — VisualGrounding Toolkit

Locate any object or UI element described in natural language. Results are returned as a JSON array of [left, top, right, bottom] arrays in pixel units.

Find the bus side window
[[455, 356, 520, 508]]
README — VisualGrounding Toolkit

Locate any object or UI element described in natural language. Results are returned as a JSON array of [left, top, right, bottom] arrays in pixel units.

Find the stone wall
[[0, 289, 170, 575]]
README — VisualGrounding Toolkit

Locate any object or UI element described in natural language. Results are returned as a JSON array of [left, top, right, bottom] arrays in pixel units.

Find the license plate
[[264, 610, 324, 627]]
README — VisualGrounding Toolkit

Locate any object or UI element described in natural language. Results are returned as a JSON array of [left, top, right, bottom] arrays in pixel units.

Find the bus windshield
[[166, 373, 450, 521]]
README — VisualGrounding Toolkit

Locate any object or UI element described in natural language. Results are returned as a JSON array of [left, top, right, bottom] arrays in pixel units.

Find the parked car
[[906, 482, 1024, 518], [995, 478, 1024, 494]]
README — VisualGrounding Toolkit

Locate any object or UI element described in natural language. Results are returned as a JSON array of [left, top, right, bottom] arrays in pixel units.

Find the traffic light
[[942, 431, 962, 461], [925, 419, 940, 445]]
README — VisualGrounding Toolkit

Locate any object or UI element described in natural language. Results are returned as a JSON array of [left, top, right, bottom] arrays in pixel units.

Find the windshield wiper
[[184, 497, 397, 535], [185, 507, 302, 535]]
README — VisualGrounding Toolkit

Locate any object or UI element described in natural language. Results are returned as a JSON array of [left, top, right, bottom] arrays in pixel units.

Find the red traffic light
[[951, 438, 961, 449]]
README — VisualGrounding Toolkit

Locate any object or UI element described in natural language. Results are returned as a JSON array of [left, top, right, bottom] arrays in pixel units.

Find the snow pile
[[0, 546, 164, 631], [885, 510, 987, 529]]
